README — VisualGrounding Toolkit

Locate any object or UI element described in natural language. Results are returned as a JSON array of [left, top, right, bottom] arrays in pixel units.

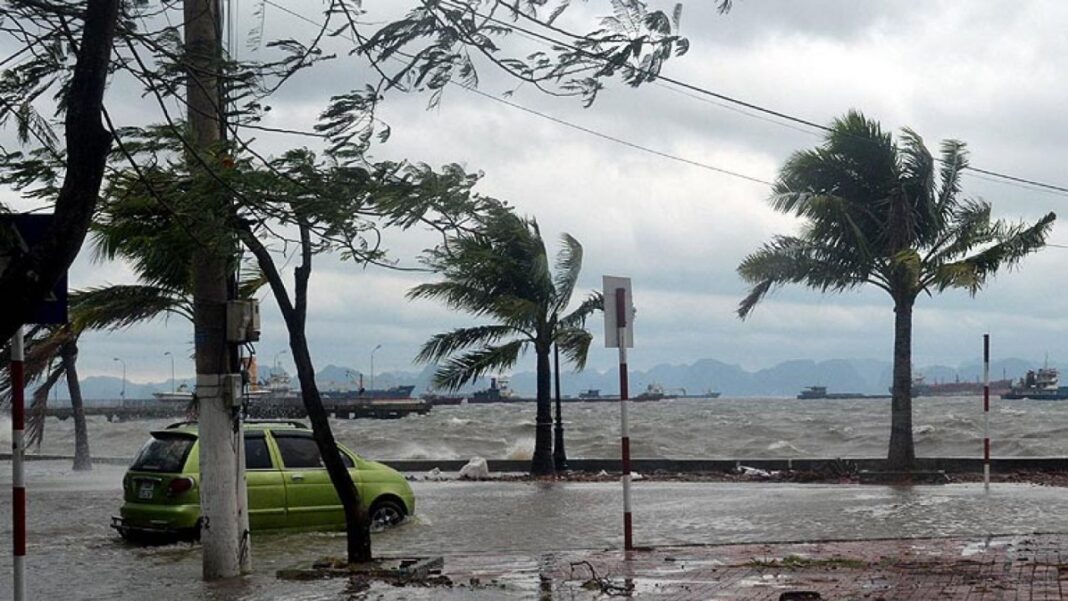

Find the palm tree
[[737, 111, 1055, 471], [411, 208, 601, 476], [0, 188, 261, 470], [1, 285, 191, 470]]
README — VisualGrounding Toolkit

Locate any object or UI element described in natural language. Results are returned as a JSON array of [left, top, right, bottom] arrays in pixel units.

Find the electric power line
[[254, 1, 1068, 200], [439, 0, 1068, 199]]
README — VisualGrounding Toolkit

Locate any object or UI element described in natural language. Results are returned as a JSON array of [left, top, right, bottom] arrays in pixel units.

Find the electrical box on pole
[[226, 299, 261, 343]]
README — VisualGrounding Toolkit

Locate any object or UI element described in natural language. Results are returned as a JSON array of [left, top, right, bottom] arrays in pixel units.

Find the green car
[[112, 420, 415, 541]]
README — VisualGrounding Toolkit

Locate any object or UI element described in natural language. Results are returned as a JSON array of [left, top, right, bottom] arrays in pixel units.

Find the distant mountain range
[[37, 356, 1052, 404]]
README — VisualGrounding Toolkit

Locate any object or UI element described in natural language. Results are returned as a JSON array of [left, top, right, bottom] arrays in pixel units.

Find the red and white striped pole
[[983, 333, 990, 490], [615, 288, 633, 552], [11, 326, 26, 601]]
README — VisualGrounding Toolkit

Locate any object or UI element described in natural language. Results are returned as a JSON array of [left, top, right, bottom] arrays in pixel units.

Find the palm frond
[[26, 363, 64, 448], [70, 285, 192, 332], [559, 291, 603, 329], [431, 340, 526, 391], [928, 211, 1056, 294], [898, 127, 941, 244], [238, 266, 268, 300], [935, 139, 968, 223], [415, 325, 524, 364], [407, 281, 510, 321], [737, 235, 865, 319], [552, 233, 583, 312], [924, 200, 994, 264], [554, 326, 593, 370]]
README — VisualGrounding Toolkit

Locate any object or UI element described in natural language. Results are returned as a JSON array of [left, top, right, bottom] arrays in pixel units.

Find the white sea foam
[[505, 438, 534, 461], [915, 425, 936, 435], [766, 440, 805, 454]]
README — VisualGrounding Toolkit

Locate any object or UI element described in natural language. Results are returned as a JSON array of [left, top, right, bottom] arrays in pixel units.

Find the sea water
[[17, 395, 1068, 461]]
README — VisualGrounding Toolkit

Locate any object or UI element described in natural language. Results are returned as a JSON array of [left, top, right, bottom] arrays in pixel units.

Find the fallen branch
[[568, 560, 633, 596]]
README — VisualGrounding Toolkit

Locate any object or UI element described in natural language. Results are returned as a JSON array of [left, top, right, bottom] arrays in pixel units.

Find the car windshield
[[130, 433, 195, 473]]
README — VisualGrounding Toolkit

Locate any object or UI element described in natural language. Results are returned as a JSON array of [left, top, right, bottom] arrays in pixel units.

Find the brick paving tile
[[443, 534, 1068, 599]]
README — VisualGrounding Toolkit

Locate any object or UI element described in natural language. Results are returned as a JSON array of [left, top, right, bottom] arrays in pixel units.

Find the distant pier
[[44, 397, 432, 422]]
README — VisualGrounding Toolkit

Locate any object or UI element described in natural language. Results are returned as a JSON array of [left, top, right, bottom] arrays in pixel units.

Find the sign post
[[603, 276, 634, 552], [983, 334, 990, 490], [11, 326, 25, 601], [2, 214, 69, 601]]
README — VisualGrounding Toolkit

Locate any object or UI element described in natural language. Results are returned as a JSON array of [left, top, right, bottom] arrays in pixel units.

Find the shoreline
[[7, 453, 1068, 486]]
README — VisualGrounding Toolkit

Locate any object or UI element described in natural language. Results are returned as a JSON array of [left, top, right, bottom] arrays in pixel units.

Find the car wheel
[[369, 498, 406, 528]]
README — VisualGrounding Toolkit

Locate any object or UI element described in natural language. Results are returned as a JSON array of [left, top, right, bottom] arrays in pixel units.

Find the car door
[[244, 431, 286, 530], [272, 431, 354, 529]]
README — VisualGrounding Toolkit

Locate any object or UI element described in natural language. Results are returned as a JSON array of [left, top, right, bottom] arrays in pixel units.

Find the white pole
[[198, 373, 246, 579], [983, 333, 990, 490], [12, 326, 26, 601], [615, 288, 633, 551]]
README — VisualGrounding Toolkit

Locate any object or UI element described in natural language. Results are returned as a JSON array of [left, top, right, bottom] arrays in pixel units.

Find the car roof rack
[[164, 419, 309, 430]]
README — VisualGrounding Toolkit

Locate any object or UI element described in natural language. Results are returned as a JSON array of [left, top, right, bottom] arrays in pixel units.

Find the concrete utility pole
[[184, 0, 249, 579]]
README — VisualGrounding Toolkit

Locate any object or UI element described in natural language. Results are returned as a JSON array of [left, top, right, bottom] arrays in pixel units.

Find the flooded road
[[2, 460, 1068, 599]]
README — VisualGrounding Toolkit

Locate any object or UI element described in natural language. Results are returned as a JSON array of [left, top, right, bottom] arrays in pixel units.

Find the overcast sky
[[16, 1, 1068, 384]]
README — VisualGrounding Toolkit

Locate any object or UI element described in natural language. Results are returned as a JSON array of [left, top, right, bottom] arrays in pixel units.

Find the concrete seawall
[[4, 454, 1068, 473]]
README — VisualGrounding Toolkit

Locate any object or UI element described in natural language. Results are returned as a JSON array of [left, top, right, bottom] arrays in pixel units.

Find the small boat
[[152, 383, 194, 404], [634, 383, 677, 401], [1001, 367, 1068, 400]]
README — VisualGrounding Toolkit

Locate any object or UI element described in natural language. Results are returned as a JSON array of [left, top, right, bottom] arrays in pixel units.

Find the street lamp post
[[163, 351, 175, 393], [113, 357, 126, 401], [553, 343, 567, 471], [345, 369, 363, 390], [370, 344, 382, 391]]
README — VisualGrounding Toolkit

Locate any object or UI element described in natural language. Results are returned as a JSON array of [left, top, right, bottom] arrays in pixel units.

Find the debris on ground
[[569, 560, 634, 597], [458, 457, 490, 480]]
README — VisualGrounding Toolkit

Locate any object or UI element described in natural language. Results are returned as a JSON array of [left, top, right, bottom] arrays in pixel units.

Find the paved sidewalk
[[434, 534, 1068, 599]]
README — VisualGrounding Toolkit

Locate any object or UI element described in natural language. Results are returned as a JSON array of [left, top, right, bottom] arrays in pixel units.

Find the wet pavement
[[4, 461, 1068, 599]]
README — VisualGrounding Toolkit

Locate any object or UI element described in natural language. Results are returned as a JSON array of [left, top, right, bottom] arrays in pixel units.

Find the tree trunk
[[60, 341, 91, 471], [531, 343, 554, 476], [887, 296, 915, 471], [237, 223, 371, 563], [289, 330, 372, 563], [0, 0, 117, 342]]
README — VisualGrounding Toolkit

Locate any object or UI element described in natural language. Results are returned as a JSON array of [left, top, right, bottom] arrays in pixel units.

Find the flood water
[[4, 396, 1068, 598], [2, 459, 1068, 600]]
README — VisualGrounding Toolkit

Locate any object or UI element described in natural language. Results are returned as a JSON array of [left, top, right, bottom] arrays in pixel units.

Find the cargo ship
[[797, 385, 890, 400], [1001, 367, 1068, 400], [320, 384, 416, 401], [911, 375, 1012, 397]]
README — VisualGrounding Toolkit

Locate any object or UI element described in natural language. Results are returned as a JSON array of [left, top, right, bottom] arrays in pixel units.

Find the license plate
[[137, 481, 155, 500]]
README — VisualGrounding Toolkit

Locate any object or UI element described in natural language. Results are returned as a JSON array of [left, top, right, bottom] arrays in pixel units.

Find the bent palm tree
[[737, 111, 1055, 471], [411, 209, 600, 476], [0, 285, 191, 470]]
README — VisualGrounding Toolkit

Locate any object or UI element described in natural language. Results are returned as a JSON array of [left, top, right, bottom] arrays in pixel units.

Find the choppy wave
[[18, 396, 1068, 460]]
